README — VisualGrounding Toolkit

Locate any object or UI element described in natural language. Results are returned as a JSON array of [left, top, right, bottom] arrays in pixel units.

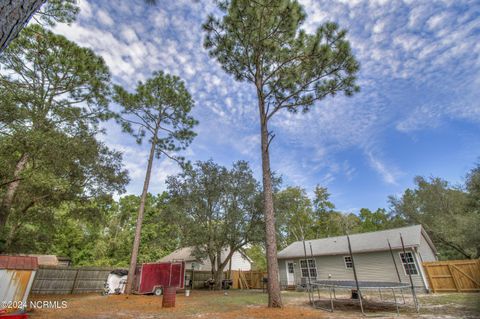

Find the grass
[[419, 293, 480, 317]]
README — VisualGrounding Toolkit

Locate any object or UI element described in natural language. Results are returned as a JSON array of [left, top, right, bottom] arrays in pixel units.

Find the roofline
[[420, 226, 438, 255], [277, 244, 419, 259], [238, 248, 253, 263]]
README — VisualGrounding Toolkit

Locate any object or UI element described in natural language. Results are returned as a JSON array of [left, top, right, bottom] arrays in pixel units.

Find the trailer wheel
[[154, 287, 163, 296]]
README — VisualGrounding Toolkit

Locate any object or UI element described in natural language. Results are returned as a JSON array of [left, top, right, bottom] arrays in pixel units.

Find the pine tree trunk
[[0, 0, 46, 53], [257, 93, 282, 307], [124, 136, 157, 294], [0, 153, 29, 233]]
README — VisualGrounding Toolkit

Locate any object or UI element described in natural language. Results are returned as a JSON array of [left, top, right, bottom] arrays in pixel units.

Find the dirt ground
[[26, 290, 480, 319]]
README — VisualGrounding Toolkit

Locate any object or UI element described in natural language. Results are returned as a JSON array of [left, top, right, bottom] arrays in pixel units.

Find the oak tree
[[166, 160, 263, 289]]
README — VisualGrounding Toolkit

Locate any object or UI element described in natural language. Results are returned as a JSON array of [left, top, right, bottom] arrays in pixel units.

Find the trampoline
[[300, 233, 420, 317], [313, 280, 411, 289], [309, 279, 416, 316]]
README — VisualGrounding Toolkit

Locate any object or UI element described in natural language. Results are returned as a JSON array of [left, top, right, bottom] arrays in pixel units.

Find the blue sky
[[53, 0, 480, 213]]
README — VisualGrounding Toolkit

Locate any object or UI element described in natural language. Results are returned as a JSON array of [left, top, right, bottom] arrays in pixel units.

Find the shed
[[0, 256, 38, 312], [277, 225, 437, 292]]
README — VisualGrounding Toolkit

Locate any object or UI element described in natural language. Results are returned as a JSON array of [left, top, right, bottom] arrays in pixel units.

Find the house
[[277, 225, 437, 292], [159, 246, 252, 271]]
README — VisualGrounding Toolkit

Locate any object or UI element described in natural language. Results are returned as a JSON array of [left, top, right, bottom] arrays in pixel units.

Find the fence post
[[71, 269, 80, 294]]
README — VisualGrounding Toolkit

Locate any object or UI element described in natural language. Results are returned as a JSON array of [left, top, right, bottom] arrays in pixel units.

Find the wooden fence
[[31, 267, 267, 293], [422, 259, 480, 293], [184, 270, 267, 289], [230, 270, 267, 289], [31, 266, 114, 294]]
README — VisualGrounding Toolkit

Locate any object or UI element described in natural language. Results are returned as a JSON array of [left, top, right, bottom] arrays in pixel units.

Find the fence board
[[423, 260, 480, 293], [183, 270, 267, 290], [230, 270, 267, 289]]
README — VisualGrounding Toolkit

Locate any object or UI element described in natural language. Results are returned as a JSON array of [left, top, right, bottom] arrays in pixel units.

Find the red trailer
[[133, 261, 185, 295]]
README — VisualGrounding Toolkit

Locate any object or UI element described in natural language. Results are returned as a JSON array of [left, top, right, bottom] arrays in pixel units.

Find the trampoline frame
[[310, 281, 413, 316], [302, 232, 421, 317]]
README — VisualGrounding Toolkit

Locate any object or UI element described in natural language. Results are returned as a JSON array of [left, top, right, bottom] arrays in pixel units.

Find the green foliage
[[8, 194, 180, 266], [245, 245, 267, 271], [275, 185, 400, 249], [203, 0, 360, 117], [113, 71, 197, 162], [166, 160, 263, 284], [275, 186, 314, 246], [0, 25, 128, 251], [36, 0, 80, 26], [389, 166, 480, 259]]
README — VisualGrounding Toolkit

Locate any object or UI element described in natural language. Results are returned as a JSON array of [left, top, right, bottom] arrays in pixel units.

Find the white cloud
[[97, 9, 114, 26], [427, 12, 449, 30], [365, 151, 400, 185], [120, 27, 138, 43], [78, 0, 92, 18]]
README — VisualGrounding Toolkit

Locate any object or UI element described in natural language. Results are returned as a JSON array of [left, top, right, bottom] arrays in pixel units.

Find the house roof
[[278, 225, 436, 259], [158, 246, 253, 263], [158, 247, 198, 262], [0, 255, 39, 270]]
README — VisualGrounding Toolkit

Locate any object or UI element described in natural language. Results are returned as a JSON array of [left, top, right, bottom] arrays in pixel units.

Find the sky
[[52, 0, 480, 213]]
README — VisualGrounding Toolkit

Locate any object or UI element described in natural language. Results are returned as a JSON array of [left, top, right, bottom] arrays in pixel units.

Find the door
[[286, 260, 295, 285]]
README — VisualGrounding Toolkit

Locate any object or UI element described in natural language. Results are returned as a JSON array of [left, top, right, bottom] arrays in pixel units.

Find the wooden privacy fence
[[185, 270, 214, 289], [423, 259, 480, 293], [31, 266, 114, 294], [230, 270, 267, 289], [184, 270, 267, 289]]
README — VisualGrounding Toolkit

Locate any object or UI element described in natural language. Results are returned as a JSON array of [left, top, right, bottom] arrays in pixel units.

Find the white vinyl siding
[[279, 249, 427, 291], [184, 251, 251, 271], [418, 234, 437, 262], [278, 261, 287, 286]]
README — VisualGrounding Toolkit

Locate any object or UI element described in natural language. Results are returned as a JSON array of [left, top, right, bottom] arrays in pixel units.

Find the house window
[[344, 256, 353, 269], [400, 252, 419, 275], [300, 259, 317, 278]]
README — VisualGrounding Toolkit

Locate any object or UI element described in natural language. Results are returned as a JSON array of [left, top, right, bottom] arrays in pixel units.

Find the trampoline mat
[[312, 280, 411, 289]]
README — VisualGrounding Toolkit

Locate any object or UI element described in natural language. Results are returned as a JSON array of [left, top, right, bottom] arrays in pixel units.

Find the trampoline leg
[[333, 287, 337, 300], [379, 288, 383, 301], [329, 287, 334, 312], [358, 290, 365, 316], [400, 289, 405, 304], [412, 288, 420, 313], [392, 288, 399, 316]]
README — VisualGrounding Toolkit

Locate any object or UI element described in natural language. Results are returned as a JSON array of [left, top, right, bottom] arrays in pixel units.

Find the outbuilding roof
[[0, 256, 39, 270], [277, 225, 435, 259]]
